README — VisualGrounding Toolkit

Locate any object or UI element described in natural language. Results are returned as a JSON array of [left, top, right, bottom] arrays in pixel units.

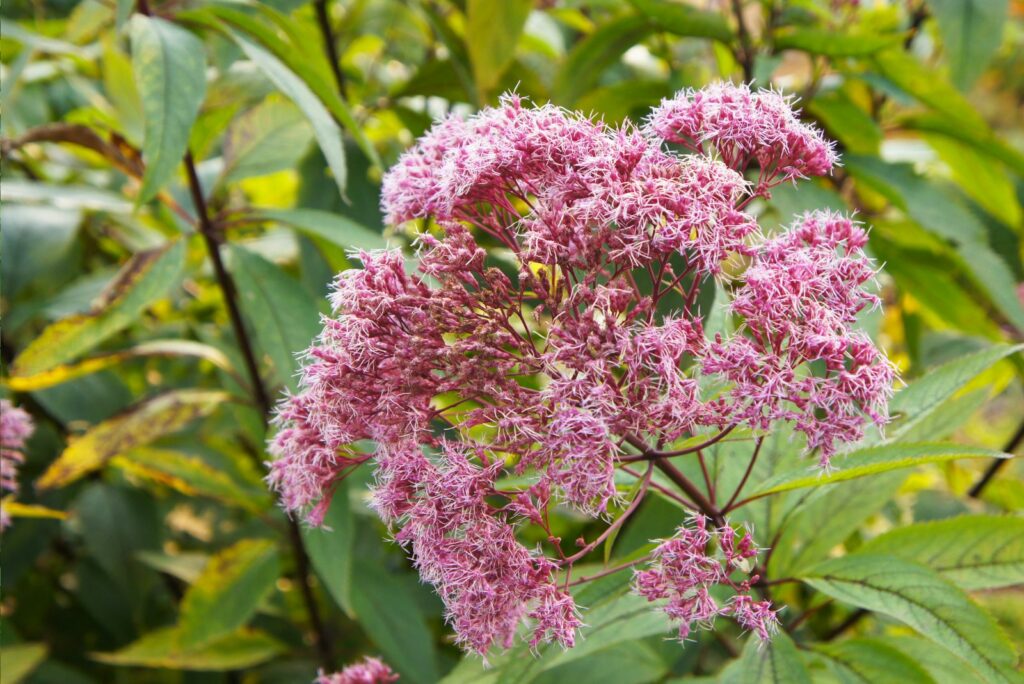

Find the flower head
[[1, 399, 34, 531], [317, 657, 398, 684]]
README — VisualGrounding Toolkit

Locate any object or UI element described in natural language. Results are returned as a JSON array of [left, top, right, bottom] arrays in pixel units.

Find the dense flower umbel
[[268, 84, 893, 656], [1, 399, 34, 530], [316, 657, 398, 684]]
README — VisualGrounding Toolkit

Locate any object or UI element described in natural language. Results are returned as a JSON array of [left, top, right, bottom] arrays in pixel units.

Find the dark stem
[[730, 0, 755, 82], [314, 0, 346, 94], [824, 608, 867, 641], [723, 437, 763, 512], [183, 151, 335, 670], [183, 152, 273, 418], [968, 417, 1024, 498]]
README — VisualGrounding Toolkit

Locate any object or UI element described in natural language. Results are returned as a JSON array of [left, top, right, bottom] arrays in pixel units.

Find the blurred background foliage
[[1, 0, 1023, 682]]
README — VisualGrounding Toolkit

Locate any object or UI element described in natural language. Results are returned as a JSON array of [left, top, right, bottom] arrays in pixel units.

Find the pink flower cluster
[[634, 516, 778, 642], [1, 399, 34, 530], [317, 657, 398, 684], [268, 84, 892, 656]]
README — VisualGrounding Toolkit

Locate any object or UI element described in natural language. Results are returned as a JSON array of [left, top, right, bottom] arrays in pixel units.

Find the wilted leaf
[[37, 389, 228, 489], [10, 241, 186, 378], [178, 538, 279, 648], [130, 15, 207, 204]]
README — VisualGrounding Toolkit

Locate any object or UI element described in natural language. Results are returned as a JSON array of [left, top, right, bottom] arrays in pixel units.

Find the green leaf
[[227, 245, 321, 392], [178, 538, 280, 648], [0, 643, 48, 684], [803, 555, 1018, 683], [224, 29, 347, 198], [629, 0, 733, 42], [811, 637, 937, 684], [886, 344, 1023, 441], [773, 28, 903, 57], [0, 204, 80, 300], [10, 240, 186, 378], [130, 15, 207, 204], [466, 0, 532, 99], [258, 207, 389, 252], [749, 443, 1010, 497], [925, 0, 1009, 90], [351, 560, 440, 684], [856, 515, 1024, 590], [720, 631, 811, 684], [898, 112, 1024, 178], [806, 89, 882, 154], [870, 49, 986, 129], [887, 635, 989, 684], [37, 389, 229, 489], [93, 627, 285, 671], [554, 14, 654, 105], [925, 134, 1021, 228], [221, 97, 313, 185], [302, 484, 355, 617], [111, 447, 271, 512]]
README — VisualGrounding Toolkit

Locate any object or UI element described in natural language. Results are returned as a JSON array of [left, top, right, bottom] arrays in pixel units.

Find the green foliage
[[2, 1, 1023, 682]]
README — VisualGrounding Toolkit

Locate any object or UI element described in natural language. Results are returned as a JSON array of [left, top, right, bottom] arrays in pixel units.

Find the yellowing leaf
[[37, 389, 228, 490], [1, 500, 67, 521], [93, 627, 284, 671], [10, 241, 186, 378]]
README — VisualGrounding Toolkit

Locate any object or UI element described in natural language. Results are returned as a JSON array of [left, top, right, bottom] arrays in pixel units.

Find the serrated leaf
[[925, 0, 1009, 90], [803, 555, 1017, 683], [6, 339, 233, 392], [10, 241, 186, 378], [885, 344, 1023, 441], [111, 447, 270, 512], [773, 28, 903, 56], [466, 0, 532, 99], [178, 538, 279, 648], [130, 16, 207, 204], [856, 515, 1024, 590], [93, 627, 284, 671], [720, 631, 811, 684], [258, 207, 389, 252], [0, 643, 48, 684], [224, 29, 347, 198], [629, 0, 733, 42], [226, 245, 321, 392], [811, 637, 937, 684], [554, 14, 654, 105], [887, 634, 990, 684], [37, 389, 228, 489], [749, 443, 1009, 497]]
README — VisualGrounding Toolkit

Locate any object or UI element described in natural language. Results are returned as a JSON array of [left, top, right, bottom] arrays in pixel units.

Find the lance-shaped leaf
[[6, 339, 234, 392], [10, 240, 186, 378], [222, 28, 347, 198], [93, 627, 284, 671], [257, 207, 389, 252], [630, 0, 733, 42], [0, 643, 48, 684], [37, 389, 228, 489], [220, 97, 313, 185], [1, 501, 67, 521], [803, 555, 1018, 683], [810, 637, 937, 684], [926, 0, 1009, 91], [871, 49, 986, 129], [772, 28, 904, 57], [554, 14, 654, 105], [111, 447, 271, 513], [720, 631, 811, 684], [856, 515, 1024, 590], [227, 246, 320, 392], [466, 0, 532, 99], [178, 539, 279, 648], [748, 443, 1010, 497], [303, 484, 355, 617], [130, 16, 207, 204]]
